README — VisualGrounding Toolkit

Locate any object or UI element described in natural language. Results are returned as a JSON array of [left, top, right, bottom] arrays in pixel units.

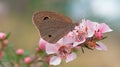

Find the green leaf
[[5, 32, 11, 39], [1, 55, 8, 62], [39, 50, 46, 56], [23, 50, 30, 57], [72, 48, 79, 53], [3, 45, 16, 61], [102, 36, 107, 40], [43, 61, 49, 67]]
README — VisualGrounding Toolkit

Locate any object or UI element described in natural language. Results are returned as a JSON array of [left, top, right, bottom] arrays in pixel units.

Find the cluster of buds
[[0, 33, 33, 67], [0, 32, 9, 60], [16, 49, 32, 65]]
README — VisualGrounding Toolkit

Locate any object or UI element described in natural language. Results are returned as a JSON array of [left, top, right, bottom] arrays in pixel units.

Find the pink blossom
[[80, 19, 95, 37], [16, 49, 24, 55], [24, 57, 32, 64], [94, 23, 112, 39], [0, 32, 6, 40], [37, 19, 112, 66], [73, 19, 95, 47], [45, 37, 77, 66]]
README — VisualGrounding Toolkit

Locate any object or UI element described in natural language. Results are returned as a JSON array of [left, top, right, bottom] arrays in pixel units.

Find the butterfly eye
[[43, 16, 49, 20], [48, 35, 52, 37]]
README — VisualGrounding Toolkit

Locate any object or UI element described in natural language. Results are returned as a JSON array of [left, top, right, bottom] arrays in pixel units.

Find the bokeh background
[[0, 0, 120, 67]]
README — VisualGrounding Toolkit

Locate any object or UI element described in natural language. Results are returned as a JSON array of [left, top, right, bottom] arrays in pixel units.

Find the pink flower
[[80, 19, 95, 37], [37, 19, 112, 66], [24, 57, 32, 64], [50, 53, 76, 65], [45, 36, 77, 65], [16, 49, 24, 55], [73, 19, 95, 47], [94, 23, 112, 39], [95, 42, 107, 51], [0, 32, 6, 40], [39, 38, 47, 50]]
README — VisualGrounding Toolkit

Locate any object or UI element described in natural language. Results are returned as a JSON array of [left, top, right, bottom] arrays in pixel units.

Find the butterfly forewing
[[32, 11, 75, 43]]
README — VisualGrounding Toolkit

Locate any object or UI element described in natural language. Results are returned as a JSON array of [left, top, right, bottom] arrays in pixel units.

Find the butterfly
[[32, 11, 77, 43]]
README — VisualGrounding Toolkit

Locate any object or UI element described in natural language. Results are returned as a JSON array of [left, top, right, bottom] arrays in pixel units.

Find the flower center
[[58, 46, 71, 58], [77, 31, 86, 42]]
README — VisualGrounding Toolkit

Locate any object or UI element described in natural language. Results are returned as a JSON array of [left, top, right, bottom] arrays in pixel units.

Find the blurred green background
[[0, 0, 120, 67]]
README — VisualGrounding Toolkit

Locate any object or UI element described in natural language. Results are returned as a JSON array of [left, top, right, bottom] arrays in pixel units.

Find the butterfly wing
[[32, 11, 75, 43]]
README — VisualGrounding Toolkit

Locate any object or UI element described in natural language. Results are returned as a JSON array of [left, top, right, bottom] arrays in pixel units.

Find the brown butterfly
[[32, 11, 77, 43]]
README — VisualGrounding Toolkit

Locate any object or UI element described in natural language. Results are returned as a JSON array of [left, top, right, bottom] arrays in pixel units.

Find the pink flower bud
[[39, 39, 46, 50], [95, 31, 103, 39], [0, 33, 6, 40], [24, 57, 32, 64], [36, 47, 41, 52], [16, 49, 24, 55], [3, 40, 8, 45]]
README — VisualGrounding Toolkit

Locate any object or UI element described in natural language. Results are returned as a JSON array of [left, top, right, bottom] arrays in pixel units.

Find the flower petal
[[66, 52, 77, 63], [99, 23, 113, 33], [85, 20, 96, 37], [96, 42, 107, 51], [92, 22, 100, 31], [87, 28, 94, 37], [63, 36, 75, 45], [81, 19, 95, 37], [57, 38, 64, 45], [50, 56, 62, 66], [46, 43, 57, 54]]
